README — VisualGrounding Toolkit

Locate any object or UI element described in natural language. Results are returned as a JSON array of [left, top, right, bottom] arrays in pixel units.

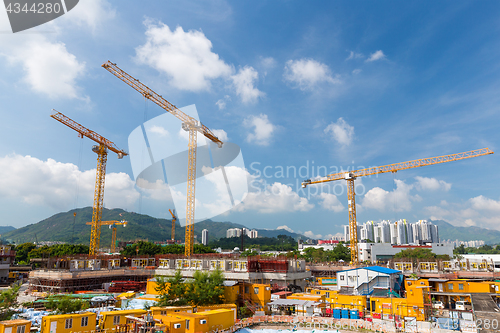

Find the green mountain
[[432, 219, 500, 244], [2, 207, 304, 246], [0, 226, 16, 235]]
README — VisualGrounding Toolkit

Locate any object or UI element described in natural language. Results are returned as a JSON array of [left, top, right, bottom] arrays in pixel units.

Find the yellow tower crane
[[102, 61, 223, 257], [301, 148, 494, 265], [50, 110, 128, 255], [169, 209, 177, 242], [85, 220, 127, 253]]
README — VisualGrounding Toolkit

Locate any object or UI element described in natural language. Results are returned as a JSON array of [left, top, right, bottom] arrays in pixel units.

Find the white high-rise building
[[202, 229, 208, 245], [343, 219, 439, 245], [226, 228, 242, 238]]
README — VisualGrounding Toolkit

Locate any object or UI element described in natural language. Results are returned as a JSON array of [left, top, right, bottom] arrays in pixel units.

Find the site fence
[[221, 315, 462, 333]]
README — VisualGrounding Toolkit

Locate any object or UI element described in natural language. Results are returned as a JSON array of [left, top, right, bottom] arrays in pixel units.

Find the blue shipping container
[[341, 309, 349, 319], [333, 308, 341, 319]]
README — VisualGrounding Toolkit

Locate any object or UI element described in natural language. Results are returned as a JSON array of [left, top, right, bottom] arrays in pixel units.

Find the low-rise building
[[358, 242, 453, 263], [336, 266, 403, 296]]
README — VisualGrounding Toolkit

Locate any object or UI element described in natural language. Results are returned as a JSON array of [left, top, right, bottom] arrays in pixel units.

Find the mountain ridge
[[1, 207, 305, 245]]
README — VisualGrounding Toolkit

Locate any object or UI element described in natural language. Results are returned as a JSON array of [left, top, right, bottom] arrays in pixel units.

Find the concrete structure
[[201, 229, 208, 246], [358, 242, 453, 263], [336, 266, 403, 296], [298, 240, 340, 252], [0, 246, 15, 283]]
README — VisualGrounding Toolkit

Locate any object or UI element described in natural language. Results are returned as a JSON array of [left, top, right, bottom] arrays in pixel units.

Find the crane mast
[[102, 61, 223, 257], [51, 110, 128, 256], [302, 148, 494, 265], [169, 209, 177, 242], [86, 220, 127, 253]]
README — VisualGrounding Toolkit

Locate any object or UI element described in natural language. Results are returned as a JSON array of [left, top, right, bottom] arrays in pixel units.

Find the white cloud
[[362, 179, 415, 212], [346, 51, 363, 60], [366, 50, 386, 62], [216, 95, 231, 110], [316, 193, 344, 212], [302, 231, 335, 239], [352, 69, 362, 75], [235, 182, 313, 213], [277, 225, 295, 233], [148, 125, 169, 137], [324, 117, 355, 146], [135, 21, 232, 91], [1, 36, 86, 99], [244, 114, 275, 146], [211, 129, 228, 142], [261, 57, 276, 68], [415, 176, 452, 192], [423, 195, 500, 231], [231, 66, 264, 104], [61, 0, 115, 31], [0, 154, 139, 210], [469, 195, 500, 212], [283, 59, 340, 90]]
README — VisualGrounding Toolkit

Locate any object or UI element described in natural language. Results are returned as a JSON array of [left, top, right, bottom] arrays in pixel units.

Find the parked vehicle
[[432, 301, 445, 309], [456, 301, 472, 311]]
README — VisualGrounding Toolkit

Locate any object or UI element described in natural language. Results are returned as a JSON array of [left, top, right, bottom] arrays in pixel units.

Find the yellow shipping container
[[171, 313, 209, 333], [99, 309, 147, 330], [201, 309, 235, 331], [41, 312, 96, 333], [0, 319, 31, 333]]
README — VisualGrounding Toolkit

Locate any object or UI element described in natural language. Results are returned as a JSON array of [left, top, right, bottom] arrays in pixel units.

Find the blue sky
[[0, 1, 499, 240]]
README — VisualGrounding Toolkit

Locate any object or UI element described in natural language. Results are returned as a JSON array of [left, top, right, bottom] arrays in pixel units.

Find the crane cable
[[72, 138, 84, 244]]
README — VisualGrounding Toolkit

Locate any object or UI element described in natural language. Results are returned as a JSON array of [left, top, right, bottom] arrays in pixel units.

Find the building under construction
[[29, 254, 310, 293]]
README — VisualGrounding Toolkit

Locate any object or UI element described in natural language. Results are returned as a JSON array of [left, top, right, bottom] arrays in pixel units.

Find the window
[[340, 275, 345, 281], [16, 326, 25, 333], [81, 316, 88, 327], [173, 324, 181, 329], [459, 284, 464, 290], [316, 291, 320, 295], [65, 319, 73, 329], [186, 320, 190, 330], [254, 287, 259, 294], [113, 315, 120, 325], [245, 286, 249, 294], [200, 319, 207, 324], [326, 292, 330, 298], [448, 284, 453, 290]]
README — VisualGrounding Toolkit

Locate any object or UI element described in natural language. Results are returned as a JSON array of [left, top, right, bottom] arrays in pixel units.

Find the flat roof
[[268, 299, 318, 307]]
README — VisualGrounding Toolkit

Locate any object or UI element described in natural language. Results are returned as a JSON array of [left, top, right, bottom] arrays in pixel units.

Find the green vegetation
[[155, 269, 224, 306], [299, 243, 351, 262], [0, 283, 21, 320], [454, 244, 500, 255], [45, 295, 89, 314], [121, 241, 215, 256], [394, 248, 450, 261], [13, 243, 89, 264], [209, 234, 297, 251]]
